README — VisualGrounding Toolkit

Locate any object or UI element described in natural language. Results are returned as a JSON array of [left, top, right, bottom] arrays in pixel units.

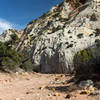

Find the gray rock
[[78, 80, 94, 89], [88, 90, 100, 96]]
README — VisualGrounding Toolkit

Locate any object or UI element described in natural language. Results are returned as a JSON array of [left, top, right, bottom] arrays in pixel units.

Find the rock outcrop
[[0, 0, 100, 73], [0, 29, 22, 43]]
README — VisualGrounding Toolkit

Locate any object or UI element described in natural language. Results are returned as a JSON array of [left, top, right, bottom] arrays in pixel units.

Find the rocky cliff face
[[0, 0, 100, 73]]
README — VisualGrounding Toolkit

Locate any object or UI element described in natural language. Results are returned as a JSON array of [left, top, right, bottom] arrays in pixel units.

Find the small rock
[[39, 85, 46, 90], [88, 85, 95, 92], [31, 88, 34, 90], [53, 92, 60, 96], [65, 94, 71, 99], [26, 91, 33, 94], [25, 77, 30, 80], [80, 88, 95, 95], [80, 85, 95, 95], [80, 91, 88, 95], [24, 72, 29, 76], [48, 94, 52, 96], [78, 80, 94, 89], [90, 13, 97, 21], [88, 90, 100, 96]]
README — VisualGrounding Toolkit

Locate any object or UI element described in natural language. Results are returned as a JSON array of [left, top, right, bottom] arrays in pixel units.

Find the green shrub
[[68, 30, 72, 34], [10, 34, 19, 41], [95, 39, 100, 48], [77, 33, 83, 38], [0, 42, 21, 71], [65, 42, 69, 44], [67, 44, 73, 48], [0, 42, 7, 57], [0, 41, 40, 72], [40, 13, 47, 19], [80, 49, 89, 62], [6, 49, 21, 63], [1, 57, 18, 71], [73, 48, 97, 75], [0, 42, 24, 71], [95, 39, 100, 43], [94, 28, 100, 36], [32, 65, 40, 72], [21, 59, 33, 72], [69, 36, 72, 38], [28, 20, 34, 24]]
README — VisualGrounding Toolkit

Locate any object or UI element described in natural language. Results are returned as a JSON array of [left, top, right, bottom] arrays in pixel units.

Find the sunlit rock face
[[93, 0, 100, 3], [0, 29, 21, 43], [1, 0, 100, 73]]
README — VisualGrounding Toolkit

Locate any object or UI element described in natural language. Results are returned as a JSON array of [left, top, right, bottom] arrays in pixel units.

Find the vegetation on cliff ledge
[[74, 48, 100, 75], [0, 40, 37, 72]]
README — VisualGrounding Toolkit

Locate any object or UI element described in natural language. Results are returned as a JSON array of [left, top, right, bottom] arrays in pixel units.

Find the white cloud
[[0, 18, 13, 29], [0, 18, 25, 34], [0, 18, 13, 34]]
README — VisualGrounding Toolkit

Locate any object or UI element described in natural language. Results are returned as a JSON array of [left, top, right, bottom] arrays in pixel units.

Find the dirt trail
[[0, 72, 99, 100]]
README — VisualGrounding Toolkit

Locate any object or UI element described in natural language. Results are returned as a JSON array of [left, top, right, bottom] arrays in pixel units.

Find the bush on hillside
[[94, 28, 100, 36], [73, 47, 100, 75], [0, 41, 21, 71], [0, 41, 35, 72]]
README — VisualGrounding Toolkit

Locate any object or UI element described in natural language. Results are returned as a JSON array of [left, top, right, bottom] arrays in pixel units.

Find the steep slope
[[0, 0, 100, 73]]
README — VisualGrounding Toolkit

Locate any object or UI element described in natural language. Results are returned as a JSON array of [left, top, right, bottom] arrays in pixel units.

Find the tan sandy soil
[[0, 72, 99, 100]]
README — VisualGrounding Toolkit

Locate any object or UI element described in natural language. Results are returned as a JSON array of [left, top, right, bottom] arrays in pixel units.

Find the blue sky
[[0, 0, 62, 34]]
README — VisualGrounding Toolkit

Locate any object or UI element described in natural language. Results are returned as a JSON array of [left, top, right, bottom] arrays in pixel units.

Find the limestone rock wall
[[0, 0, 100, 73]]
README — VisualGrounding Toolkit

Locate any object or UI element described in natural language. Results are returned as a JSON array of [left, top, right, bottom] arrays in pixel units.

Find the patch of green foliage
[[95, 39, 100, 43], [28, 19, 37, 25], [20, 59, 34, 72], [95, 39, 100, 48], [32, 65, 40, 72], [28, 12, 47, 25], [77, 33, 83, 38], [0, 41, 21, 71], [67, 44, 73, 48], [94, 28, 100, 36], [65, 42, 69, 44], [73, 48, 96, 75], [0, 41, 40, 72], [69, 36, 72, 38], [39, 13, 47, 19], [28, 20, 34, 24], [10, 33, 19, 41], [68, 30, 72, 34]]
